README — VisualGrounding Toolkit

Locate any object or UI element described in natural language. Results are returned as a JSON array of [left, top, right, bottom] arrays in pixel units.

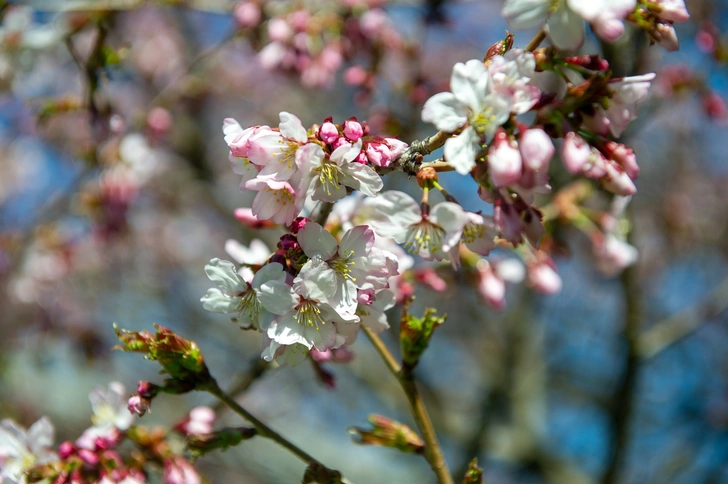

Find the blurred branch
[[600, 215, 643, 484], [203, 380, 346, 480], [25, 0, 237, 14], [362, 326, 454, 484], [211, 357, 270, 413], [638, 275, 728, 359]]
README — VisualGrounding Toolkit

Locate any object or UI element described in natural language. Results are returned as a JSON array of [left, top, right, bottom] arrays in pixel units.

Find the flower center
[[318, 159, 343, 196], [470, 107, 497, 135], [235, 289, 261, 324], [265, 185, 295, 207], [404, 219, 444, 254], [330, 249, 356, 282], [462, 222, 484, 244], [273, 139, 299, 171], [294, 299, 326, 329]]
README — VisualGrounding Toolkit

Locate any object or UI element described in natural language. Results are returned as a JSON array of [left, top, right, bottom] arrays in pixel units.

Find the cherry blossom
[[201, 259, 285, 330], [422, 59, 511, 174], [0, 417, 57, 483]]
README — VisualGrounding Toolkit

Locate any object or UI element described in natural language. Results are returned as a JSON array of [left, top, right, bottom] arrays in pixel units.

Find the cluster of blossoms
[[235, 0, 402, 87], [0, 382, 214, 483], [223, 112, 405, 226], [202, 219, 399, 365], [204, 0, 693, 359], [502, 0, 689, 51]]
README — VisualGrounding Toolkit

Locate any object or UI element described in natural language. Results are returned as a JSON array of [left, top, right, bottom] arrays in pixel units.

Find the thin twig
[[203, 380, 329, 467], [361, 326, 454, 484], [210, 357, 270, 413], [525, 28, 547, 52]]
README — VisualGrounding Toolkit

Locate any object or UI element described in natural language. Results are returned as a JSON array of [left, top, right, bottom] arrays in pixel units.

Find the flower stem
[[362, 326, 454, 484], [203, 381, 324, 467], [525, 28, 547, 52]]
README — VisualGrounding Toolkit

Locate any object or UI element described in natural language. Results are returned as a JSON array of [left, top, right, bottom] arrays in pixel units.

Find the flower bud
[[603, 141, 639, 179], [562, 132, 591, 174], [343, 118, 363, 141], [519, 128, 554, 171], [528, 259, 562, 295], [318, 120, 339, 144], [234, 1, 261, 28], [127, 395, 152, 417], [601, 162, 637, 196], [488, 129, 522, 188], [484, 31, 514, 62], [349, 415, 425, 454], [400, 302, 446, 370]]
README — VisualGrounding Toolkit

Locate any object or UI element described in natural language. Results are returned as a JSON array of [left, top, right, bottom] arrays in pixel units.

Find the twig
[[638, 275, 728, 359], [361, 326, 454, 484], [313, 201, 336, 226], [210, 357, 270, 413], [525, 28, 547, 52], [600, 225, 643, 484], [203, 380, 338, 472]]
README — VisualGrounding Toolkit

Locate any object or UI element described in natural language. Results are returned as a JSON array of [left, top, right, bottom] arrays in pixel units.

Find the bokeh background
[[1, 0, 728, 482]]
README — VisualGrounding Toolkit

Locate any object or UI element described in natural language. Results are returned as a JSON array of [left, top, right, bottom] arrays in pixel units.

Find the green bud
[[399, 299, 446, 370], [462, 458, 483, 484], [349, 414, 425, 454]]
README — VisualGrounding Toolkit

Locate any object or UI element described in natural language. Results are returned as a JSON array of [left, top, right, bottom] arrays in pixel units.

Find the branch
[[203, 380, 342, 476], [525, 28, 547, 52], [638, 275, 728, 359], [361, 326, 454, 484], [210, 357, 270, 413]]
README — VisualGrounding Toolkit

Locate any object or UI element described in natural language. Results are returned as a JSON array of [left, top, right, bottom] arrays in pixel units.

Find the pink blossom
[[319, 120, 339, 144], [562, 132, 591, 174], [234, 1, 262, 28], [528, 259, 562, 294], [343, 118, 364, 141], [488, 130, 522, 188], [245, 178, 302, 225], [519, 128, 554, 171]]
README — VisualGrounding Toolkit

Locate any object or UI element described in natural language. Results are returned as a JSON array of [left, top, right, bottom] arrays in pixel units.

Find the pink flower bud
[[528, 260, 562, 295], [477, 262, 506, 311], [234, 1, 261, 28], [344, 65, 369, 86], [601, 161, 637, 196], [147, 107, 172, 134], [656, 0, 690, 22], [59, 441, 77, 459], [603, 141, 639, 179], [703, 91, 727, 120], [128, 395, 152, 417], [78, 448, 100, 466], [582, 110, 611, 135], [268, 18, 292, 42], [595, 234, 638, 276], [519, 128, 554, 171], [332, 136, 350, 150], [562, 132, 591, 174], [288, 217, 309, 234], [488, 130, 522, 187], [234, 208, 276, 229], [414, 267, 447, 292], [164, 457, 201, 484], [343, 118, 364, 141], [655, 22, 679, 52], [319, 121, 339, 144]]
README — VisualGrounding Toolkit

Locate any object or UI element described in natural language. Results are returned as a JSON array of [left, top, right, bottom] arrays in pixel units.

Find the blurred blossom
[[0, 417, 57, 483]]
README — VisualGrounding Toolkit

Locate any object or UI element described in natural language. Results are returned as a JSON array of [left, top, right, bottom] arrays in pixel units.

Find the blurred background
[[1, 0, 727, 482]]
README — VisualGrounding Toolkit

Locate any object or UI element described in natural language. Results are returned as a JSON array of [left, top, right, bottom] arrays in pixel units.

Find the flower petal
[[421, 92, 468, 132], [298, 222, 338, 260]]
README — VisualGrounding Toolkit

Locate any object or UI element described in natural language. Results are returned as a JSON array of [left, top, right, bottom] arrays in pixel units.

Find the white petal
[[251, 262, 286, 290], [444, 126, 480, 175], [204, 258, 246, 295], [342, 162, 383, 197], [298, 222, 338, 260], [279, 111, 308, 143], [450, 60, 489, 112], [295, 258, 338, 302], [257, 280, 298, 315], [267, 316, 311, 348], [547, 3, 585, 50], [339, 225, 374, 259], [502, 0, 550, 29], [421, 92, 468, 132]]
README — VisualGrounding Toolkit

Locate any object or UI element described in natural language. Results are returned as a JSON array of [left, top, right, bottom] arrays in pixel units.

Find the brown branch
[[361, 326, 454, 484], [525, 28, 547, 52]]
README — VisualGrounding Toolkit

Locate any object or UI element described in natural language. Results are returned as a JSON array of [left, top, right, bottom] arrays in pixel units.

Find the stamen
[[295, 299, 326, 330], [404, 219, 444, 254]]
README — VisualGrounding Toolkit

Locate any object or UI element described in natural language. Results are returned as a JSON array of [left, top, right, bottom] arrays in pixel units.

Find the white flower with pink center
[[365, 191, 473, 262], [246, 112, 309, 181], [244, 177, 302, 225], [297, 140, 383, 203], [257, 263, 359, 353], [422, 59, 511, 175], [297, 222, 395, 315]]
